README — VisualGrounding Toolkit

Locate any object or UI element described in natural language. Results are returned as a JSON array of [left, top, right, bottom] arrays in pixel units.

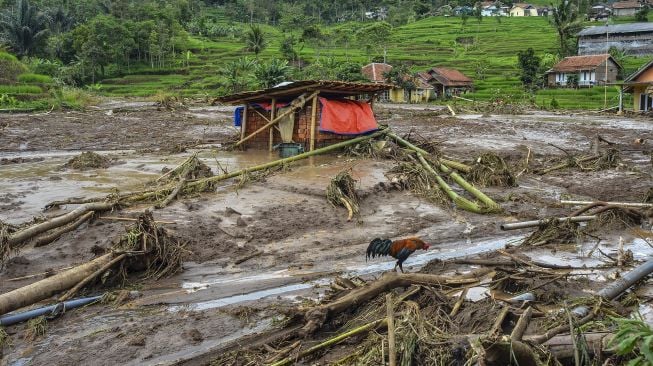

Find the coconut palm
[[550, 0, 583, 57], [244, 25, 266, 58], [0, 0, 50, 56]]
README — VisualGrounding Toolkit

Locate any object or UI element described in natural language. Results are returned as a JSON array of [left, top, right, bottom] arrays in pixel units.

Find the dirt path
[[0, 103, 651, 365]]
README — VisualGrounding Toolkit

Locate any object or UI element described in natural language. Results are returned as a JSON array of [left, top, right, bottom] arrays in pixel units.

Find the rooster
[[366, 237, 430, 273]]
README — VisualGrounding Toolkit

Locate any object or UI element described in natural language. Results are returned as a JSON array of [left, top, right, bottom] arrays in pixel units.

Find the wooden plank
[[269, 98, 276, 152], [235, 91, 319, 147], [310, 94, 319, 151], [240, 104, 248, 140]]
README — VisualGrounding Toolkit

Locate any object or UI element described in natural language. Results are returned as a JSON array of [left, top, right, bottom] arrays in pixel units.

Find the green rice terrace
[[93, 16, 648, 110]]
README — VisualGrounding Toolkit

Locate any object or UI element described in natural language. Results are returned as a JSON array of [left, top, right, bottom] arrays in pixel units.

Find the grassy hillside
[[98, 16, 649, 110]]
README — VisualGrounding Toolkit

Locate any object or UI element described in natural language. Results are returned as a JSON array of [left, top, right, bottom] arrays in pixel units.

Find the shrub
[[0, 51, 28, 82], [17, 73, 53, 84], [0, 85, 43, 94]]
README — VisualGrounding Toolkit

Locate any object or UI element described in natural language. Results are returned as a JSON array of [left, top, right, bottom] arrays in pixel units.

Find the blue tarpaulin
[[234, 106, 244, 127]]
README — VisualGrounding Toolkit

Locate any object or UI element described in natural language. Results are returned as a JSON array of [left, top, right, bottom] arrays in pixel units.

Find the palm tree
[[220, 56, 256, 93], [244, 25, 266, 58], [254, 59, 290, 89], [0, 0, 50, 57], [550, 0, 583, 57]]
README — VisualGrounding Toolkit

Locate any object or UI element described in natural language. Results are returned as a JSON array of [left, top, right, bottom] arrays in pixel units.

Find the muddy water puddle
[[0, 149, 335, 223]]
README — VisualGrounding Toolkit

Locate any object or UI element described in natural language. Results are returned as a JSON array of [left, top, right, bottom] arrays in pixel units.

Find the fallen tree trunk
[[7, 202, 115, 247], [500, 216, 596, 230], [32, 211, 94, 248], [0, 253, 116, 316], [301, 269, 491, 335]]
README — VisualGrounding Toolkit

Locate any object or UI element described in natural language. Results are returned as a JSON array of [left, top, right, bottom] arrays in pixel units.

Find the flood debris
[[326, 169, 360, 221], [63, 151, 113, 170], [206, 249, 651, 366], [538, 146, 620, 175], [0, 212, 184, 316], [467, 152, 517, 187]]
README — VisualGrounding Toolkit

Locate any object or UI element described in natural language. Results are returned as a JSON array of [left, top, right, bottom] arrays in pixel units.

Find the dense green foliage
[[0, 0, 650, 111]]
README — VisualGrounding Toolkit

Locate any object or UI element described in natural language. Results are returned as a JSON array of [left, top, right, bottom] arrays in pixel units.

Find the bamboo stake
[[560, 200, 653, 208], [235, 91, 318, 147], [386, 293, 397, 366], [98, 217, 175, 224], [269, 98, 276, 152], [155, 176, 187, 209], [450, 287, 468, 317], [310, 94, 319, 151], [270, 319, 386, 366]]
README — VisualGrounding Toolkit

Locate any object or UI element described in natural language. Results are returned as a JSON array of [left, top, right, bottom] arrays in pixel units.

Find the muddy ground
[[0, 101, 652, 365]]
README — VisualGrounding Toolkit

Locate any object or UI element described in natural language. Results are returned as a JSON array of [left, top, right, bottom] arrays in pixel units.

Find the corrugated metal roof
[[612, 0, 641, 9], [579, 22, 653, 36], [215, 80, 394, 104]]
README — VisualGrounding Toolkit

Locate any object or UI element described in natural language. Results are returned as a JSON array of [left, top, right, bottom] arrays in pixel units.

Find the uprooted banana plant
[[327, 169, 360, 221]]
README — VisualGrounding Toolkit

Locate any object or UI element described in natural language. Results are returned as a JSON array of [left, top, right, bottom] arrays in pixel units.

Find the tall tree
[[550, 0, 583, 57], [0, 0, 50, 56], [517, 48, 541, 90], [244, 24, 266, 58], [356, 21, 392, 61]]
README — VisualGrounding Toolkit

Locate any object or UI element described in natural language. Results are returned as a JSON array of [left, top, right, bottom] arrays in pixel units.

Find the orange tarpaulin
[[318, 97, 378, 135]]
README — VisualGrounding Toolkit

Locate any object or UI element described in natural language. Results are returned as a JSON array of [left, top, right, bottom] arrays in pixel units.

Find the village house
[[578, 22, 653, 55], [422, 67, 474, 98], [479, 1, 508, 16], [611, 0, 645, 16], [623, 59, 653, 112], [545, 54, 622, 87], [587, 4, 612, 21], [361, 62, 434, 103], [509, 3, 539, 16]]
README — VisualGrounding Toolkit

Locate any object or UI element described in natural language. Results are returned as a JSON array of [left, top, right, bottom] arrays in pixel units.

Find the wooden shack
[[217, 80, 393, 151]]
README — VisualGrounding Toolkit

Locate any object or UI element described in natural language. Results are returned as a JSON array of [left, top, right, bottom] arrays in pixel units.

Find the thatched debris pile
[[64, 151, 113, 170]]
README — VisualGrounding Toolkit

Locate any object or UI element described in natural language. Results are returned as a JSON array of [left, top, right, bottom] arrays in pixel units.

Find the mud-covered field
[[0, 102, 652, 365]]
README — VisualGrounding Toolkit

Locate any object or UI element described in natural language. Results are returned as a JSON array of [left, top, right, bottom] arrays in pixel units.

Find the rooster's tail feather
[[366, 238, 393, 260]]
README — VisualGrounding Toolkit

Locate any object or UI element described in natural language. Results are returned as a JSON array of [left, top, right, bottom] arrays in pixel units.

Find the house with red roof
[[545, 54, 622, 87], [422, 67, 474, 98], [361, 62, 434, 103]]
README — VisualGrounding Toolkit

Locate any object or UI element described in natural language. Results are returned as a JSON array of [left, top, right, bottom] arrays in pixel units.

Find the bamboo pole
[[58, 253, 127, 302], [415, 153, 486, 213], [386, 293, 397, 366], [560, 200, 653, 208], [500, 216, 597, 231], [0, 253, 116, 315], [240, 104, 248, 140], [130, 130, 388, 203], [386, 132, 500, 211], [269, 98, 276, 152], [235, 91, 318, 147], [270, 319, 386, 366], [310, 94, 319, 151]]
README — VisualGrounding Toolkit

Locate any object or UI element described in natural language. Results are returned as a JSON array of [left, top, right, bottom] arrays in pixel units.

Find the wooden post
[[240, 104, 248, 141], [386, 293, 396, 366], [309, 93, 319, 151], [269, 98, 276, 152]]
